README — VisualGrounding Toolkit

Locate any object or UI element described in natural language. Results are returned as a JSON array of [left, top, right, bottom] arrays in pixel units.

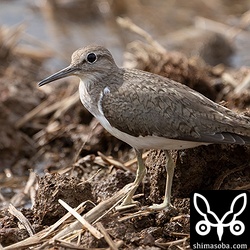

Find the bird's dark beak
[[38, 65, 78, 87]]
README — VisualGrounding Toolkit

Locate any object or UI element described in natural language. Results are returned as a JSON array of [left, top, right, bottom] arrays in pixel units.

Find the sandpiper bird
[[38, 45, 250, 210]]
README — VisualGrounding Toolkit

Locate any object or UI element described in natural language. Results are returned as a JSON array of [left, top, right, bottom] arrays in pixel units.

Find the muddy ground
[[1, 1, 250, 250]]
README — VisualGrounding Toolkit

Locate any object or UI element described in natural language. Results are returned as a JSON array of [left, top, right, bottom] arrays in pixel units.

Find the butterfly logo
[[193, 193, 247, 241]]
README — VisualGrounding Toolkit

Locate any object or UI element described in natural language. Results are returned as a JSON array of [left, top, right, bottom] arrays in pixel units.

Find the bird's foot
[[115, 202, 139, 211], [148, 201, 174, 211], [115, 196, 140, 211]]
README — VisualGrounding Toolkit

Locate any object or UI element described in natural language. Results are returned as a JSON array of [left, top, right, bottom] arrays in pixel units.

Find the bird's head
[[38, 45, 117, 87]]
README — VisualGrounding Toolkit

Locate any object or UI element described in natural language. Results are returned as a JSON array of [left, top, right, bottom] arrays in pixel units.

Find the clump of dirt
[[33, 173, 95, 225], [145, 146, 250, 205]]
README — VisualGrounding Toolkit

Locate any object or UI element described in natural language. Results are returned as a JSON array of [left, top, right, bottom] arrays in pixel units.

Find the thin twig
[[118, 210, 152, 222], [96, 222, 119, 250], [213, 164, 248, 189], [155, 237, 189, 248], [41, 200, 94, 239], [117, 17, 166, 54], [124, 151, 148, 168], [98, 151, 133, 172], [58, 199, 103, 239], [73, 119, 99, 163], [23, 170, 37, 195], [53, 239, 86, 249], [15, 98, 53, 129], [8, 204, 35, 236]]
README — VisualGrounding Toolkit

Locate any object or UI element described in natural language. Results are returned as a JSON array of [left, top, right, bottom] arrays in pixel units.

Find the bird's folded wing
[[101, 70, 250, 144]]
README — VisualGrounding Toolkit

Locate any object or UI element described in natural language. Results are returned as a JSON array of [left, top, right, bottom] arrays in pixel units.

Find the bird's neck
[[78, 74, 107, 118], [78, 68, 124, 117]]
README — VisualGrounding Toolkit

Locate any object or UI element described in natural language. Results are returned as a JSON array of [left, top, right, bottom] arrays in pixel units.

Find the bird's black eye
[[86, 52, 97, 63]]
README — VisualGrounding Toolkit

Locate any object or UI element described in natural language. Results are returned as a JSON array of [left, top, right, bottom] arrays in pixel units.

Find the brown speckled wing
[[101, 69, 250, 144]]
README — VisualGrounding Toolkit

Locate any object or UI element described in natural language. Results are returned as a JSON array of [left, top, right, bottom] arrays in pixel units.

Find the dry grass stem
[[117, 17, 166, 54], [39, 91, 79, 119], [155, 237, 189, 248], [15, 98, 53, 129], [53, 91, 79, 119], [96, 222, 119, 250], [9, 192, 26, 208], [97, 151, 131, 172], [171, 214, 190, 222], [53, 239, 86, 249], [58, 199, 103, 239], [17, 89, 78, 132], [74, 119, 99, 163], [15, 45, 53, 61], [23, 170, 37, 195], [170, 232, 190, 237], [3, 169, 13, 178], [124, 151, 148, 168], [118, 210, 152, 222], [0, 23, 26, 55], [41, 200, 91, 239], [234, 73, 250, 94], [195, 16, 249, 39], [213, 164, 248, 190], [235, 183, 250, 190], [8, 204, 35, 236]]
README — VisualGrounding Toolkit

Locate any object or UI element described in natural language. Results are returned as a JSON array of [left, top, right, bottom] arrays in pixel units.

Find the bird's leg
[[149, 150, 175, 210], [116, 149, 146, 210]]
